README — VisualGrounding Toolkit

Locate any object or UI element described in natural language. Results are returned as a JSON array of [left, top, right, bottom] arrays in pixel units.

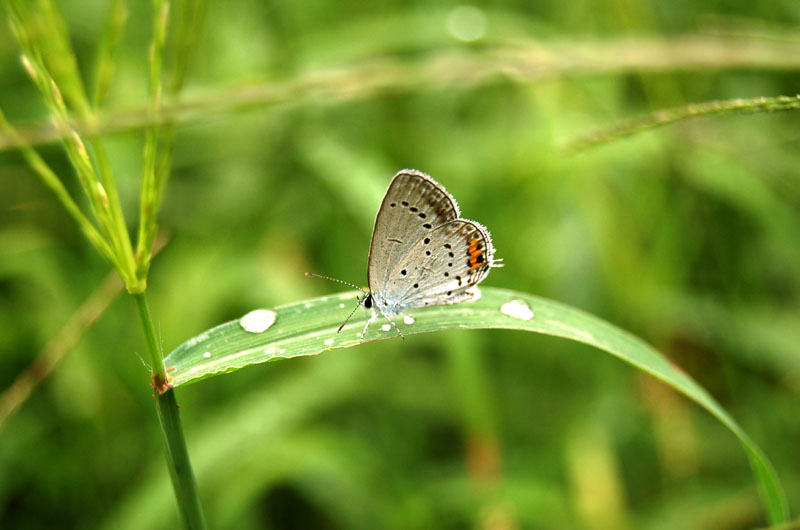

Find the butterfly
[[309, 169, 502, 339]]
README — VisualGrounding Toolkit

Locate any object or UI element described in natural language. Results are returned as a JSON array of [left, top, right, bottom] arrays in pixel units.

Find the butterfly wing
[[367, 170, 461, 294], [374, 218, 496, 312]]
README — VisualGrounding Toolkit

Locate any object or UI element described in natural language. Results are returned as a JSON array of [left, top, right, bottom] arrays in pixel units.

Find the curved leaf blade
[[164, 286, 788, 523]]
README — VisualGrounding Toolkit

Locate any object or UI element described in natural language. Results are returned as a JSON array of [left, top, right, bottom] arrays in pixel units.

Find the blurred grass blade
[[5, 35, 800, 153], [0, 272, 123, 431], [0, 233, 168, 431], [165, 286, 788, 523], [92, 0, 127, 108], [25, 0, 91, 117], [168, 0, 206, 95], [0, 108, 119, 268], [563, 94, 800, 153]]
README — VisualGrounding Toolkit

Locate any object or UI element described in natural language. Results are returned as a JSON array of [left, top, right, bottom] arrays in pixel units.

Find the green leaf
[[164, 286, 789, 524]]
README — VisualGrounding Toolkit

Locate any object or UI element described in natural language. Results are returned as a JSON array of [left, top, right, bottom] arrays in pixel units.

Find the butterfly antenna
[[306, 273, 372, 334], [337, 300, 363, 333], [305, 272, 367, 292]]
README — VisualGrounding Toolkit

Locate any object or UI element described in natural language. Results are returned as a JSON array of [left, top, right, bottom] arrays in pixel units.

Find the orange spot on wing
[[468, 239, 482, 255], [467, 239, 487, 270], [469, 252, 484, 269]]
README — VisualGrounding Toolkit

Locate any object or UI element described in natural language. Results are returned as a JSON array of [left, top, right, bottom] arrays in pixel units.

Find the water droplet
[[501, 299, 534, 321], [279, 348, 286, 354], [446, 5, 487, 42], [324, 338, 334, 346], [381, 324, 392, 332], [239, 309, 277, 333], [264, 346, 277, 355], [202, 351, 211, 359], [339, 303, 345, 309], [403, 315, 415, 325]]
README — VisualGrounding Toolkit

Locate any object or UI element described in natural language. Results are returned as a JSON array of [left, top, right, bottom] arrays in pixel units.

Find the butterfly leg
[[377, 311, 405, 340], [359, 311, 378, 342]]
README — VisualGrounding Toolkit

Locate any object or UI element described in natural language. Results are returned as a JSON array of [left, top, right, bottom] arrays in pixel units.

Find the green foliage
[[1, 1, 799, 529], [166, 287, 788, 521]]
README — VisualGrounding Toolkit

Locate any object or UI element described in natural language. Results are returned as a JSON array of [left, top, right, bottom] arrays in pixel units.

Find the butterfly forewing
[[377, 219, 495, 311], [367, 170, 461, 294]]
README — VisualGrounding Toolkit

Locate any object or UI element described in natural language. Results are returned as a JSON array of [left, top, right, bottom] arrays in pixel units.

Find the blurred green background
[[1, 0, 799, 528]]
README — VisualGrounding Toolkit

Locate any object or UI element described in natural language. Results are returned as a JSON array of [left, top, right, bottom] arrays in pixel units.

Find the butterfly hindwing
[[373, 219, 495, 312]]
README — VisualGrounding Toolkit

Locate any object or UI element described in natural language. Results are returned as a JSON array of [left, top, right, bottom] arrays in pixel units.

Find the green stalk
[[135, 0, 170, 279], [133, 293, 207, 529], [563, 93, 800, 153], [155, 390, 207, 530], [6, 0, 206, 524]]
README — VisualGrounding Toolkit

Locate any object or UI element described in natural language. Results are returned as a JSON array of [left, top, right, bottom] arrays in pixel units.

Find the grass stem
[[134, 292, 206, 529]]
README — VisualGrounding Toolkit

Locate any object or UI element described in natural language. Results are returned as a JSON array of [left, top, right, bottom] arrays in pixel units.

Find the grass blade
[[165, 286, 788, 524], [562, 94, 800, 153]]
